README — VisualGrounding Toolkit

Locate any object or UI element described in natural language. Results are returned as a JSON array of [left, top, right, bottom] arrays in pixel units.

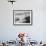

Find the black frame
[[13, 10, 33, 26]]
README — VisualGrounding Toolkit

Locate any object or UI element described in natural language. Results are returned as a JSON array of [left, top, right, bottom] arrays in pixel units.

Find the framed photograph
[[13, 10, 32, 25]]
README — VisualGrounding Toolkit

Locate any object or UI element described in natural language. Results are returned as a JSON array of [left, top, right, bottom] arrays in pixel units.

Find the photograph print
[[13, 10, 32, 25]]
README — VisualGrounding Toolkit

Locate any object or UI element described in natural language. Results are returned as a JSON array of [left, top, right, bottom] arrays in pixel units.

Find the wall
[[0, 0, 46, 42]]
